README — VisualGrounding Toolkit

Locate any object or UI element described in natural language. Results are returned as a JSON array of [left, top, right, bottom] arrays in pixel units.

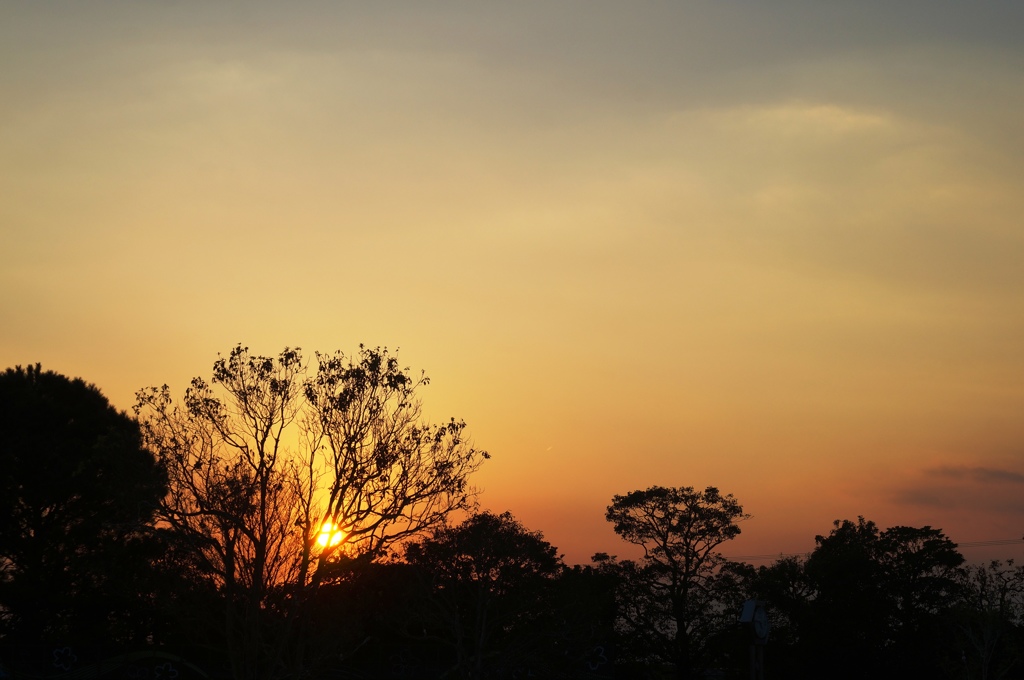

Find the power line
[[725, 552, 809, 563], [725, 538, 1024, 563], [958, 539, 1024, 549]]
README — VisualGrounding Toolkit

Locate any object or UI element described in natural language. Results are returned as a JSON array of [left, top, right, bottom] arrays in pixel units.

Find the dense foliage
[[0, 365, 166, 661]]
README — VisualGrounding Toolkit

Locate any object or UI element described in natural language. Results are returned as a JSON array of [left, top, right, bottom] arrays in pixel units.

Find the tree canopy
[[605, 485, 750, 680], [405, 511, 564, 679], [0, 364, 166, 646]]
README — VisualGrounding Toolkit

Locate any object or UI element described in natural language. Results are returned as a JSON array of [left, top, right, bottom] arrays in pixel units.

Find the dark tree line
[[2, 356, 1023, 680], [741, 519, 1024, 680]]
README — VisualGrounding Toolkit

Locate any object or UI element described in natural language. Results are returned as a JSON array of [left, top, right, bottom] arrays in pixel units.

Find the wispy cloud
[[926, 466, 1024, 485], [739, 102, 893, 136], [893, 464, 1024, 516]]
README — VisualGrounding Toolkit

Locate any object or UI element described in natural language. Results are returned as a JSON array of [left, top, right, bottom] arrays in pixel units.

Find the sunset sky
[[3, 1, 1023, 565]]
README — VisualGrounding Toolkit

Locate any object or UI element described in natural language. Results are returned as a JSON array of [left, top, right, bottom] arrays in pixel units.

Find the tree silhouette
[[404, 511, 563, 679], [0, 364, 165, 649], [134, 345, 487, 680], [955, 559, 1024, 680], [761, 517, 967, 679], [604, 485, 749, 680]]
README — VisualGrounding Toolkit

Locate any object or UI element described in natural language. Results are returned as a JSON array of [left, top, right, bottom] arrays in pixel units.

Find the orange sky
[[3, 2, 1024, 565]]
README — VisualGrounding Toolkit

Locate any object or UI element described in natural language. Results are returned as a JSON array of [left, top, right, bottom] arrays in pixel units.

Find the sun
[[316, 521, 344, 548]]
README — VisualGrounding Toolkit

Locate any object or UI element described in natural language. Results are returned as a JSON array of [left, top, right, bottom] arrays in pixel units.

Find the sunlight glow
[[316, 521, 344, 548]]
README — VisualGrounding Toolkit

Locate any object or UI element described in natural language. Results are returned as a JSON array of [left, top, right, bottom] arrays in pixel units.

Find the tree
[[799, 518, 965, 679], [134, 345, 488, 680], [954, 560, 1024, 680], [404, 511, 563, 679], [0, 364, 166, 649], [740, 556, 813, 677], [604, 485, 750, 680]]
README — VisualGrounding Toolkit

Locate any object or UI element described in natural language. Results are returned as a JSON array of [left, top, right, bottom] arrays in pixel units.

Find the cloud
[[893, 464, 1024, 516], [927, 466, 1024, 485], [738, 103, 893, 136]]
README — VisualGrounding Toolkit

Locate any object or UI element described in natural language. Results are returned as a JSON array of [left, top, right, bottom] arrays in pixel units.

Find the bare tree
[[134, 345, 487, 680], [957, 560, 1024, 680]]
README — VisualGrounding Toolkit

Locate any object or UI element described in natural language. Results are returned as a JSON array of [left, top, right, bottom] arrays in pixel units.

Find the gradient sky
[[3, 1, 1024, 565]]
